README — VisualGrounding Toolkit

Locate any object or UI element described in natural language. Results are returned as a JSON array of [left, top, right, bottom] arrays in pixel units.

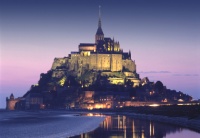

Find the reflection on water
[[70, 114, 200, 138]]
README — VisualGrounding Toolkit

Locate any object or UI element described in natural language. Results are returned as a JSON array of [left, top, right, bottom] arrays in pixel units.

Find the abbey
[[51, 8, 140, 87], [6, 8, 193, 110]]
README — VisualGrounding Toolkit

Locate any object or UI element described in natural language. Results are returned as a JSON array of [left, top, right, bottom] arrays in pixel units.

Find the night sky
[[0, 0, 200, 108]]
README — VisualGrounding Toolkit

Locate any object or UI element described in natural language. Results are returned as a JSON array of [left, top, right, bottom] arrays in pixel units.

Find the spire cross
[[99, 5, 101, 19]]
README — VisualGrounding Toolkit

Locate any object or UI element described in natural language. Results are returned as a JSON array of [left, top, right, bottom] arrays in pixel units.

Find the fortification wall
[[6, 99, 19, 110]]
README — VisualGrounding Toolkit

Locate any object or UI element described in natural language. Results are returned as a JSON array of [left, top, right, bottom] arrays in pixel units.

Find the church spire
[[95, 5, 104, 43], [98, 5, 101, 28]]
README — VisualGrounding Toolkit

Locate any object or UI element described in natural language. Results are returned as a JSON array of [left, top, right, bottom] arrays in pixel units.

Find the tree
[[125, 79, 134, 87], [154, 81, 164, 93]]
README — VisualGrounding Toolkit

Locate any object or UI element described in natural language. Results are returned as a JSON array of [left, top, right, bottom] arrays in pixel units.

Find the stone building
[[6, 94, 21, 110], [51, 8, 140, 86], [6, 92, 43, 110], [79, 91, 131, 109], [23, 92, 43, 109]]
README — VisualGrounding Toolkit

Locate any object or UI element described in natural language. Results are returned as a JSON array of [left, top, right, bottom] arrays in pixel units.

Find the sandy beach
[[0, 110, 105, 138]]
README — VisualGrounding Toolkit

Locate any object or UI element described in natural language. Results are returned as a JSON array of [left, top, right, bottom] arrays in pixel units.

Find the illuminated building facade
[[51, 7, 140, 87]]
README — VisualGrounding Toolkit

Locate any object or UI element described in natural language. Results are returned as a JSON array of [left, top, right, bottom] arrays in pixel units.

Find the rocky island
[[6, 8, 193, 111]]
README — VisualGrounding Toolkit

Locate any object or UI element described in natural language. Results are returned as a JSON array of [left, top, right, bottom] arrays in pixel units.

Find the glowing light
[[86, 113, 103, 117], [59, 77, 66, 86], [88, 107, 93, 110], [178, 99, 184, 102], [161, 98, 168, 102], [149, 104, 160, 107], [87, 113, 93, 116], [178, 104, 184, 106]]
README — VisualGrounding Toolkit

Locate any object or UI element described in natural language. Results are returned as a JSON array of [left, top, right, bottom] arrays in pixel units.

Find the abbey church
[[51, 8, 140, 86]]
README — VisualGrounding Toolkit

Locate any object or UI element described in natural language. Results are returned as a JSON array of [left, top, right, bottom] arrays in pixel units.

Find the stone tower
[[10, 93, 14, 100], [6, 93, 19, 110]]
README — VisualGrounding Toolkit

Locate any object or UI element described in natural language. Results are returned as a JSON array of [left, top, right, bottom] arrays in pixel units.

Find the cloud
[[173, 74, 199, 77], [139, 71, 171, 74], [139, 71, 199, 77]]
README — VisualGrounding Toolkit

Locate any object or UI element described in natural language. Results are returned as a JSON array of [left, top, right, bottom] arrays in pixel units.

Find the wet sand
[[0, 110, 105, 138]]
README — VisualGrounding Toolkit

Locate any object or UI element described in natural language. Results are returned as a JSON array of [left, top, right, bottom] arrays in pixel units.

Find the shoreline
[[120, 112, 200, 133], [64, 110, 200, 133], [1, 109, 200, 136], [0, 110, 105, 138]]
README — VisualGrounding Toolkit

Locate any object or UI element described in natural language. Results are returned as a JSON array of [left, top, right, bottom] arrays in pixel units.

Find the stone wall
[[52, 52, 135, 77], [89, 54, 97, 70], [96, 54, 111, 70], [67, 53, 123, 72], [122, 59, 136, 72], [6, 99, 19, 110], [111, 54, 122, 71], [70, 53, 80, 71]]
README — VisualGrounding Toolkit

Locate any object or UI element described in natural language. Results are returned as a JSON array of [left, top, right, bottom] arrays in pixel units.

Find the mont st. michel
[[6, 8, 194, 110]]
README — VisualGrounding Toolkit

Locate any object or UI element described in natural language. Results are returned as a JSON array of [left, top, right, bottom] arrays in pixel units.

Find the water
[[70, 115, 200, 138], [0, 111, 105, 138]]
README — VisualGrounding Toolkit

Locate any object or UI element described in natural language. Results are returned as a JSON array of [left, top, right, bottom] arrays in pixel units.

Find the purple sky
[[0, 0, 200, 108]]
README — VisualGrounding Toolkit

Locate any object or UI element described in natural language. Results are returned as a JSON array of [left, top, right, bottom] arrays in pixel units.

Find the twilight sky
[[0, 0, 200, 108]]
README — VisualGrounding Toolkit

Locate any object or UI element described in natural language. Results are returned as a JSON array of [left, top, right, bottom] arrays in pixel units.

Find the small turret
[[10, 93, 14, 100], [129, 50, 131, 59]]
